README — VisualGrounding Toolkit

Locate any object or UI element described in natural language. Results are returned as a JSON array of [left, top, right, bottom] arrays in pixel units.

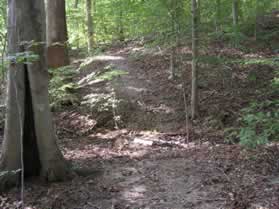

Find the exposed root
[[0, 170, 20, 192]]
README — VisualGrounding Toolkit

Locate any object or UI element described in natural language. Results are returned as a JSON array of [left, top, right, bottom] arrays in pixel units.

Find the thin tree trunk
[[0, 4, 7, 81], [169, 0, 178, 80], [197, 0, 201, 24], [215, 0, 221, 32], [0, 0, 70, 192], [0, 32, 7, 81], [191, 0, 199, 119], [118, 2, 125, 42], [46, 0, 69, 68], [254, 0, 258, 40], [74, 0, 80, 49], [86, 0, 94, 54], [232, 0, 238, 28], [74, 0, 79, 8]]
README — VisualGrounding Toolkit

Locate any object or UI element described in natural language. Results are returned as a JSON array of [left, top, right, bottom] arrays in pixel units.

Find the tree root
[[41, 160, 74, 182], [0, 170, 20, 193]]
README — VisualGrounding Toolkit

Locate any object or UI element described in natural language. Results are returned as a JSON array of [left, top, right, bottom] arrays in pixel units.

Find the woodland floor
[[1, 40, 279, 209]]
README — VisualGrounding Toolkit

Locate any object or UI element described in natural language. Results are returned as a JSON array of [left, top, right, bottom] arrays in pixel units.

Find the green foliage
[[79, 60, 128, 81], [66, 0, 191, 48], [6, 51, 39, 64], [82, 91, 121, 112], [49, 66, 79, 109], [95, 68, 128, 81], [235, 57, 279, 67], [239, 100, 279, 148], [225, 69, 279, 148], [199, 55, 229, 65], [238, 69, 279, 148], [224, 127, 240, 144], [0, 0, 7, 79]]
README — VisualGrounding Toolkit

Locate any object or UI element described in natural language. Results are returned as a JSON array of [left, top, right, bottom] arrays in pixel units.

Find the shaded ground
[[1, 131, 279, 209], [1, 40, 279, 208]]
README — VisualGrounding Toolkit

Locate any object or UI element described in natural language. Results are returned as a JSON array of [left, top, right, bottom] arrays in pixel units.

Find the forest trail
[[5, 128, 279, 209], [1, 1, 279, 208], [2, 43, 279, 208]]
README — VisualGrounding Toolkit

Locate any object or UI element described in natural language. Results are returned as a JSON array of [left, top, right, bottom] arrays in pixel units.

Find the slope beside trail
[[69, 47, 187, 133]]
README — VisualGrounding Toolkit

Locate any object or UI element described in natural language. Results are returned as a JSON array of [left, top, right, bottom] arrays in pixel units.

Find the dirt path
[[3, 131, 278, 209]]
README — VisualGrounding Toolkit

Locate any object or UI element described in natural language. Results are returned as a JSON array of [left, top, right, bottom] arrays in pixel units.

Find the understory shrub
[[49, 66, 79, 109], [238, 70, 279, 148]]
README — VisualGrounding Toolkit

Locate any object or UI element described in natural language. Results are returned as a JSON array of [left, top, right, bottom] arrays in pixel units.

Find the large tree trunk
[[86, 0, 94, 54], [0, 0, 70, 192], [46, 0, 69, 68], [191, 0, 199, 119]]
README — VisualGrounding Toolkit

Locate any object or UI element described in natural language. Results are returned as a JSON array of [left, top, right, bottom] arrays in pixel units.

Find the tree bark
[[191, 0, 199, 119], [197, 0, 201, 24], [118, 2, 125, 42], [169, 0, 178, 80], [254, 0, 258, 40], [74, 0, 80, 49], [0, 0, 70, 192], [232, 0, 238, 28], [215, 0, 221, 32], [74, 0, 79, 8], [46, 0, 69, 68], [86, 0, 94, 54]]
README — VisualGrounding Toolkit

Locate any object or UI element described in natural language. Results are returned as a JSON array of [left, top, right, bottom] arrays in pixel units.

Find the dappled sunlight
[[122, 185, 146, 202], [55, 111, 97, 136], [126, 86, 147, 93], [62, 128, 209, 162], [79, 55, 125, 69], [131, 46, 145, 52], [81, 92, 118, 113], [77, 71, 98, 86], [63, 140, 150, 161], [92, 55, 125, 61], [92, 129, 129, 139], [137, 101, 175, 114]]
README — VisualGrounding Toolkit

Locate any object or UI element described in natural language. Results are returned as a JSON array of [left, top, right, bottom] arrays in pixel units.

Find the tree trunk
[[118, 2, 125, 42], [191, 0, 199, 119], [46, 0, 69, 68], [74, 0, 80, 49], [232, 0, 238, 28], [169, 0, 178, 80], [74, 0, 79, 8], [215, 0, 221, 32], [254, 0, 258, 40], [0, 0, 70, 192], [86, 0, 94, 54], [197, 0, 201, 24]]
